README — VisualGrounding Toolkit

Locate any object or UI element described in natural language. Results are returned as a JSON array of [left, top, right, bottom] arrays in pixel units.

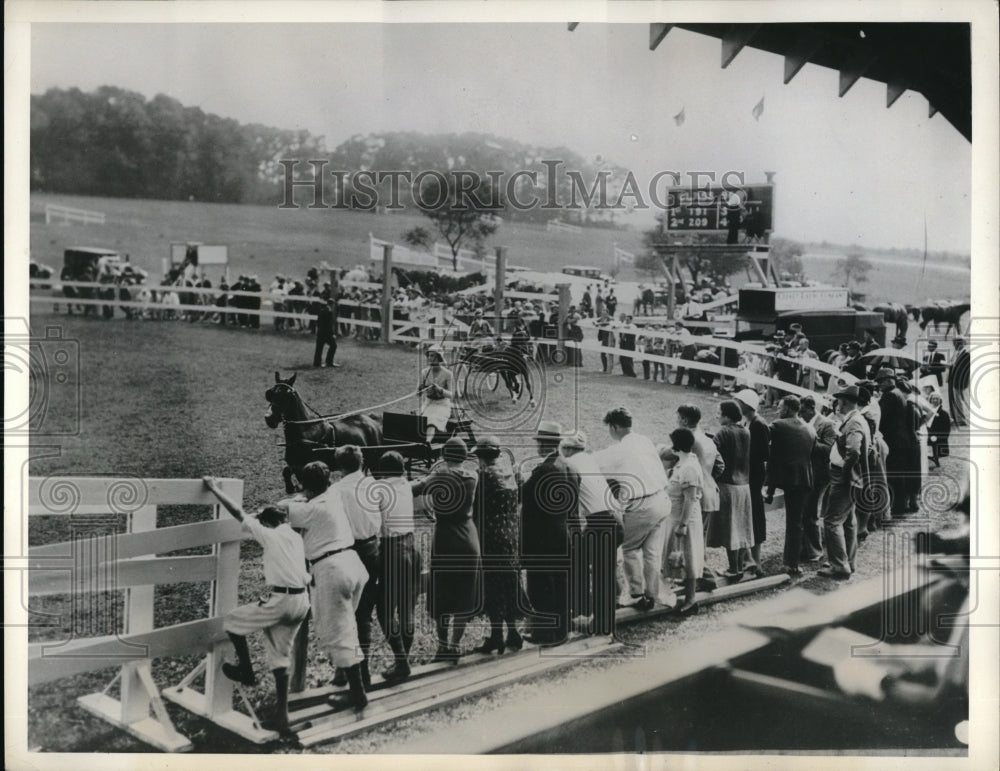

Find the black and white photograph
[[5, 1, 998, 768]]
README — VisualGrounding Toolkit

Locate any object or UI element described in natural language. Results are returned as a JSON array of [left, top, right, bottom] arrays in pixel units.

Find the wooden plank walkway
[[289, 572, 789, 747]]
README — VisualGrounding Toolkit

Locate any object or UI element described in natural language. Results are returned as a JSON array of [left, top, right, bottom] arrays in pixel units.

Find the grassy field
[[24, 309, 968, 753], [29, 192, 969, 306]]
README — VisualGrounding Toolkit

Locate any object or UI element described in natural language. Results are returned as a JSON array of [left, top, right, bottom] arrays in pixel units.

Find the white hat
[[733, 389, 760, 411]]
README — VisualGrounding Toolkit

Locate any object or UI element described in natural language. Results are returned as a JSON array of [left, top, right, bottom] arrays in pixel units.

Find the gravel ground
[[24, 310, 969, 753]]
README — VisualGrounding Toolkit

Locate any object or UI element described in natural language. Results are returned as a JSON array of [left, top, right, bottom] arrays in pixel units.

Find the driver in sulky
[[419, 345, 454, 444]]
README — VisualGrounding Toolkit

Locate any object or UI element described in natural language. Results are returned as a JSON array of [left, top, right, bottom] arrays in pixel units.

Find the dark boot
[[383, 637, 411, 683], [329, 663, 367, 712], [505, 627, 524, 652], [332, 667, 348, 687], [223, 633, 256, 686], [360, 658, 372, 690], [261, 668, 291, 733]]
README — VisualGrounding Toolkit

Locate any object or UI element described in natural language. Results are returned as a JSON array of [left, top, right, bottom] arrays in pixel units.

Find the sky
[[28, 19, 973, 253]]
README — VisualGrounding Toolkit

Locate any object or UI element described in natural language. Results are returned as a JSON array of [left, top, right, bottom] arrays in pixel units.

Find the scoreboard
[[663, 184, 774, 234]]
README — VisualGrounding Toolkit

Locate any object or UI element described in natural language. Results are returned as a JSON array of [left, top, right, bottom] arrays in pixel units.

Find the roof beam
[[721, 24, 760, 69], [649, 23, 673, 51], [886, 74, 907, 109], [783, 34, 823, 84], [838, 51, 877, 97]]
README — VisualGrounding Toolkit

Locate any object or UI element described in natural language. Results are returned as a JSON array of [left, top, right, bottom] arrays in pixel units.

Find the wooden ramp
[[291, 573, 788, 748], [293, 635, 620, 747]]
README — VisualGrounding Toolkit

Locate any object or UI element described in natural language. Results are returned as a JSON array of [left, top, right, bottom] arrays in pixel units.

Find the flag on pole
[[752, 95, 765, 121], [673, 106, 685, 126]]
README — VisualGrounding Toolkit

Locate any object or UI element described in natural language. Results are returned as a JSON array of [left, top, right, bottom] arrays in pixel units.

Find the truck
[[734, 286, 885, 356]]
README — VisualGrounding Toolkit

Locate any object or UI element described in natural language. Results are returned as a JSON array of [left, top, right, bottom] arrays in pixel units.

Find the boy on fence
[[202, 476, 311, 733]]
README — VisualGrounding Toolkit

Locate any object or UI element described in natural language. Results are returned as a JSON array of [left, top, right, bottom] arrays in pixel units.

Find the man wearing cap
[[920, 340, 947, 388], [842, 341, 869, 381], [800, 395, 836, 562], [876, 367, 917, 516], [278, 461, 370, 710], [733, 389, 769, 575], [819, 386, 871, 579], [594, 407, 670, 610], [560, 431, 622, 637], [202, 477, 310, 732], [522, 421, 580, 645]]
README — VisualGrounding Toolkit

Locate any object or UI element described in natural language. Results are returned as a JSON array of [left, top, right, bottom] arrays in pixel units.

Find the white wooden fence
[[26, 476, 282, 751], [44, 203, 106, 225]]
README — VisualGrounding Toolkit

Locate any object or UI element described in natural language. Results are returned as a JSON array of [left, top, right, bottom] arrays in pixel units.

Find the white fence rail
[[44, 203, 106, 225]]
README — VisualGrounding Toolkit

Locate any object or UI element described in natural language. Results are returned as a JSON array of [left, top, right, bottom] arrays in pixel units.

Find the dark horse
[[874, 302, 909, 340], [264, 372, 383, 493], [920, 302, 970, 338]]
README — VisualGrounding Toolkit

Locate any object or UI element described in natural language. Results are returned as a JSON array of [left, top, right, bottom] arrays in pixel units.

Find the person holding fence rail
[[202, 477, 311, 733], [278, 461, 370, 711]]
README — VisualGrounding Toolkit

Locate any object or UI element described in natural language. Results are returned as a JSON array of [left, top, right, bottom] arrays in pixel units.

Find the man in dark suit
[[948, 337, 970, 426], [920, 340, 947, 387], [521, 421, 580, 646], [765, 396, 816, 575], [734, 389, 769, 576], [800, 395, 836, 562], [313, 296, 339, 368], [877, 367, 918, 516], [926, 392, 951, 467]]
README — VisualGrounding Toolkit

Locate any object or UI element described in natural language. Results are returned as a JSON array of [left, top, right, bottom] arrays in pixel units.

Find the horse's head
[[265, 371, 299, 428]]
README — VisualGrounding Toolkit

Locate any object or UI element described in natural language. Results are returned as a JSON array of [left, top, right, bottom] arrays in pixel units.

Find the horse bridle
[[266, 382, 325, 424]]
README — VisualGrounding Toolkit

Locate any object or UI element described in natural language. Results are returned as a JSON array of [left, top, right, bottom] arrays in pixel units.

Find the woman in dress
[[472, 436, 524, 654], [419, 346, 454, 444], [711, 400, 754, 578], [411, 436, 481, 662], [660, 428, 705, 615]]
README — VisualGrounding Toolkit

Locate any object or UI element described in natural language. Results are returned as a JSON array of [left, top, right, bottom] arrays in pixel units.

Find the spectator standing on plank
[[203, 477, 310, 733]]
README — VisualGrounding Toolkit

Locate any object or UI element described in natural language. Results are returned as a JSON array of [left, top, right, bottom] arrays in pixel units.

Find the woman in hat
[[419, 346, 454, 444], [411, 436, 481, 661], [472, 436, 524, 654], [711, 400, 755, 579]]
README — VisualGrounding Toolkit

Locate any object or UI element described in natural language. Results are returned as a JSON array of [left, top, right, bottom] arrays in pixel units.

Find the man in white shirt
[[561, 431, 624, 636], [331, 445, 382, 689], [594, 407, 669, 611], [280, 461, 370, 711], [203, 476, 311, 732]]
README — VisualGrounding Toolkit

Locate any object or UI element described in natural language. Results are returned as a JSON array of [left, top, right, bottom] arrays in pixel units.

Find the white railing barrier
[[44, 203, 106, 225]]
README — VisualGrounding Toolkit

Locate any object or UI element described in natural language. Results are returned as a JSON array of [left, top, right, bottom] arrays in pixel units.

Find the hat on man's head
[[773, 330, 786, 337], [875, 367, 896, 381], [733, 389, 760, 411], [534, 420, 565, 441], [927, 340, 938, 349], [789, 323, 803, 332], [442, 436, 468, 462], [847, 340, 861, 350], [473, 435, 502, 460], [834, 385, 861, 402], [560, 431, 587, 451]]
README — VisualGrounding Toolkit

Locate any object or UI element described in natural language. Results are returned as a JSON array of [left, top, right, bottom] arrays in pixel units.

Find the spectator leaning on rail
[[521, 421, 580, 645], [594, 407, 670, 611], [372, 451, 422, 683], [560, 430, 623, 638], [330, 445, 382, 690], [202, 477, 310, 733], [278, 461, 370, 711]]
